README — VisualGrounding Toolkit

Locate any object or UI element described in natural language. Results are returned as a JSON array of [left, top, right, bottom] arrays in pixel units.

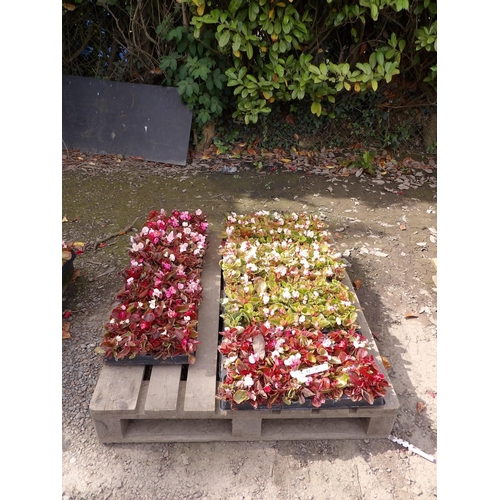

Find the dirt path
[[62, 152, 437, 499]]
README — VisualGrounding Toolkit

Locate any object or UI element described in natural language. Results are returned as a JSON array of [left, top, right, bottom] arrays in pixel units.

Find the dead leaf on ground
[[353, 279, 362, 290], [372, 331, 382, 341], [63, 322, 71, 339], [62, 216, 68, 223], [416, 401, 426, 413], [425, 390, 437, 398], [381, 355, 391, 370], [405, 311, 419, 319], [400, 224, 406, 231], [334, 232, 343, 239]]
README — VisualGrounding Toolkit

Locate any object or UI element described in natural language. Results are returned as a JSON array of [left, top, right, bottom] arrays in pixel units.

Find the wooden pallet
[[90, 233, 400, 443]]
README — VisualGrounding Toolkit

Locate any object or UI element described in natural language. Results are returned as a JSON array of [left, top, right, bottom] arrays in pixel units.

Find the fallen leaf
[[405, 311, 419, 319], [71, 269, 81, 282], [381, 356, 391, 370], [400, 224, 406, 231], [334, 232, 343, 239], [62, 216, 68, 223], [62, 249, 73, 260], [353, 279, 362, 290], [99, 243, 107, 248], [293, 133, 299, 141], [425, 390, 437, 398], [62, 322, 71, 339], [63, 310, 72, 319], [280, 158, 291, 163], [416, 401, 426, 413], [62, 4, 77, 11], [372, 331, 381, 341]]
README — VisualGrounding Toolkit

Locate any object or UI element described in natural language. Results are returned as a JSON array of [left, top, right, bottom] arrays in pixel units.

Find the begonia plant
[[217, 211, 390, 408], [218, 323, 391, 409], [96, 209, 208, 363]]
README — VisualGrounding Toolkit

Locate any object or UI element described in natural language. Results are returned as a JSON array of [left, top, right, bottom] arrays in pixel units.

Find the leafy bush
[[187, 0, 437, 124]]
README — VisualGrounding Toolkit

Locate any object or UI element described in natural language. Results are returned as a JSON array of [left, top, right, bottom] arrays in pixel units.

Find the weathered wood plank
[[183, 231, 221, 414], [90, 364, 145, 414], [144, 365, 182, 414]]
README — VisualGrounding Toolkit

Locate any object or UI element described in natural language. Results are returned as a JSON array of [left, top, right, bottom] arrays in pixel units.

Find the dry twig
[[93, 216, 139, 250]]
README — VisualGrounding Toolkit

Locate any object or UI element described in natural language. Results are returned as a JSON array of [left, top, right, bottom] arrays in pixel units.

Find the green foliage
[[185, 0, 437, 124], [158, 25, 231, 131], [354, 150, 376, 175]]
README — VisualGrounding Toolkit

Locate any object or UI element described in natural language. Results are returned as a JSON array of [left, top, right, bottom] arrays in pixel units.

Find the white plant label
[[300, 363, 329, 377]]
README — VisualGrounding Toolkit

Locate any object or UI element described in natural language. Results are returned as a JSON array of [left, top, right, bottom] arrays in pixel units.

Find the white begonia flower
[[115, 335, 122, 342], [149, 299, 156, 309], [243, 374, 254, 387], [353, 338, 367, 348], [299, 315, 305, 323], [290, 370, 308, 384], [263, 294, 270, 305], [282, 288, 291, 300], [336, 317, 342, 325]]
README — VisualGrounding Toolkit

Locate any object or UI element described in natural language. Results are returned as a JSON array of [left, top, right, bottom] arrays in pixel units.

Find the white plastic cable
[[388, 434, 436, 463]]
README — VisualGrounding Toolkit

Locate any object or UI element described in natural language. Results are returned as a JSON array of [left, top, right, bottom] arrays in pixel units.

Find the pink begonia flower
[[131, 242, 144, 252], [196, 209, 202, 216]]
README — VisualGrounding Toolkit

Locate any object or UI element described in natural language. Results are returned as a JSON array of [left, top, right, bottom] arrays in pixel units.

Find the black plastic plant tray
[[219, 395, 385, 411], [62, 250, 76, 281], [104, 353, 192, 365]]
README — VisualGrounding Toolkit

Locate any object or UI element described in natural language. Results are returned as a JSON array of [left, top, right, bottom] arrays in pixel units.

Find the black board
[[62, 75, 192, 165]]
